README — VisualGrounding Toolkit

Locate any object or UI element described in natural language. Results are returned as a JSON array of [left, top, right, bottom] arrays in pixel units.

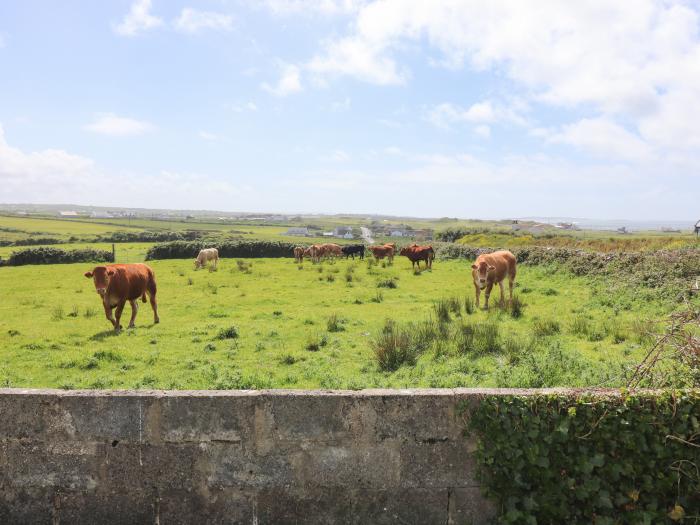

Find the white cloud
[[297, 1, 700, 163], [259, 0, 367, 16], [113, 0, 163, 37], [174, 8, 233, 34], [261, 63, 302, 96], [227, 101, 258, 112], [84, 113, 155, 137], [198, 131, 223, 142], [547, 118, 653, 162], [474, 125, 491, 139], [320, 149, 351, 162], [428, 100, 525, 129]]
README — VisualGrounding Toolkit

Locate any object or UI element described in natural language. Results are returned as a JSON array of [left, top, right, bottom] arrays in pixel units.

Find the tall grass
[[371, 319, 417, 372]]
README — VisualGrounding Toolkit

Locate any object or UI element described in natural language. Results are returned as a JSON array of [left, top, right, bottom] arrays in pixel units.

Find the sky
[[1, 0, 699, 220]]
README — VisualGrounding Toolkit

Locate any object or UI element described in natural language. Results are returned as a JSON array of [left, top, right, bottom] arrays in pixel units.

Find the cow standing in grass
[[368, 244, 395, 262], [341, 244, 365, 260], [293, 246, 305, 263], [84, 263, 159, 331], [194, 248, 219, 270], [311, 243, 342, 263], [399, 244, 435, 269], [471, 250, 517, 310]]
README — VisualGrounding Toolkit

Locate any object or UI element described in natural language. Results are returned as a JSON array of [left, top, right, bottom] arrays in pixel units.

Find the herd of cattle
[[84, 244, 517, 331]]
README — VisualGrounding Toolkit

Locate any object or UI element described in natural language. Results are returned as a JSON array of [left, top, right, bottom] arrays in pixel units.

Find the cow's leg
[[484, 282, 494, 310], [474, 284, 481, 309], [508, 270, 516, 301], [103, 301, 117, 328], [127, 299, 139, 328], [114, 300, 126, 331], [147, 291, 159, 324], [498, 281, 506, 306]]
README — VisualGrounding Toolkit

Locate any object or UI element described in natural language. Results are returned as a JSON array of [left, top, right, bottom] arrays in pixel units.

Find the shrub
[[569, 315, 591, 337], [377, 278, 398, 289], [507, 295, 524, 318], [474, 321, 500, 353], [468, 391, 700, 524], [51, 305, 64, 321], [145, 240, 296, 260], [371, 319, 417, 372], [217, 326, 239, 340], [6, 247, 114, 266], [464, 295, 475, 315]]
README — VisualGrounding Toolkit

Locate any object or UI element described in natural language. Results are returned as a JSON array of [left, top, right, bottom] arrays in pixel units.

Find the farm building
[[390, 230, 406, 237], [333, 226, 353, 237], [90, 211, 113, 219], [58, 210, 79, 217], [286, 227, 310, 236]]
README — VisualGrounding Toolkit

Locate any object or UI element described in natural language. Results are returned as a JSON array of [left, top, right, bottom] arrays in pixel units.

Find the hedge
[[468, 391, 700, 524], [145, 240, 297, 260], [2, 247, 114, 266], [91, 230, 206, 243]]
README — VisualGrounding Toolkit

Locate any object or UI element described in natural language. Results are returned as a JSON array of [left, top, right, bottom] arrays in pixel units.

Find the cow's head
[[84, 266, 115, 296], [471, 261, 495, 289], [193, 259, 201, 270]]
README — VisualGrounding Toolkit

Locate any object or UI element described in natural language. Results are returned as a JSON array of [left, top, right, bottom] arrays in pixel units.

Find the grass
[[0, 252, 688, 390]]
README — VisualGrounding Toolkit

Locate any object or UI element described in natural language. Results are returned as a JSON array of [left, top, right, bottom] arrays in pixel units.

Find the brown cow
[[368, 244, 395, 262], [471, 250, 517, 310], [311, 243, 342, 263], [399, 244, 435, 269], [84, 263, 159, 331], [293, 246, 305, 263]]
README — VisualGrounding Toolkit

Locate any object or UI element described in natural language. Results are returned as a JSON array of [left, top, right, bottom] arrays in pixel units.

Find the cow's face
[[84, 266, 115, 296], [193, 259, 200, 269], [471, 261, 495, 289]]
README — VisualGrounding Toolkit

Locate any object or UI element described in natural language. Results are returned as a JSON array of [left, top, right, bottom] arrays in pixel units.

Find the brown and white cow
[[399, 244, 435, 269], [471, 250, 517, 310], [293, 246, 305, 263], [194, 248, 219, 270], [84, 263, 159, 331]]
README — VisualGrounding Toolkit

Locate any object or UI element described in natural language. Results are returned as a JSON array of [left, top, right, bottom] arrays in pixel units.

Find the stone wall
[[0, 388, 504, 524]]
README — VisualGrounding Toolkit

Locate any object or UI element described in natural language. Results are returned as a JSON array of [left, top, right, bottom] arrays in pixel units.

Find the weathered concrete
[[0, 387, 569, 524]]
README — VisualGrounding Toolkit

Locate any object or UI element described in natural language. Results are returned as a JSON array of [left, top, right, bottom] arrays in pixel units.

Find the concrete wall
[[0, 388, 502, 524]]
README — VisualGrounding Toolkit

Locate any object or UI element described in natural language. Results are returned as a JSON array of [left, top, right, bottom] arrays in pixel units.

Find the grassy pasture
[[0, 255, 667, 390]]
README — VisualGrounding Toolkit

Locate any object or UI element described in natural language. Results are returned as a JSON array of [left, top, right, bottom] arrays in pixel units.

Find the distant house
[[90, 211, 113, 219], [342, 232, 354, 239], [390, 230, 405, 237], [322, 232, 334, 237], [333, 226, 353, 237], [58, 210, 79, 217], [286, 227, 309, 236]]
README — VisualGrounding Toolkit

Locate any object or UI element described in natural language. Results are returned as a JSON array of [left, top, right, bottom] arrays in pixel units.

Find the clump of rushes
[[217, 326, 239, 340], [371, 319, 416, 372]]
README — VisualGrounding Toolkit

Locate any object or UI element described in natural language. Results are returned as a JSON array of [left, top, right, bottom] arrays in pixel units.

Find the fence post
[[112, 243, 115, 262]]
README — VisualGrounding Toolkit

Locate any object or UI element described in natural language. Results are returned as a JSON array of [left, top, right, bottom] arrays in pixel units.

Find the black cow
[[341, 244, 365, 260]]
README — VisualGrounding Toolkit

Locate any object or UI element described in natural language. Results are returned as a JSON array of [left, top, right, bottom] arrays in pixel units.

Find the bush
[[371, 319, 417, 371], [5, 247, 114, 266], [326, 313, 346, 333], [217, 326, 239, 340], [145, 240, 296, 260], [468, 391, 700, 524]]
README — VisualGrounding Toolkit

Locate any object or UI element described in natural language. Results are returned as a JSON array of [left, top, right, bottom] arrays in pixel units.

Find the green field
[[0, 255, 672, 390]]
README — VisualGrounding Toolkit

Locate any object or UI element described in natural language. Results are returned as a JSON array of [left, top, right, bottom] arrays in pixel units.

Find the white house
[[58, 210, 79, 217], [342, 232, 354, 239], [90, 211, 113, 219], [286, 227, 309, 236], [390, 230, 405, 237]]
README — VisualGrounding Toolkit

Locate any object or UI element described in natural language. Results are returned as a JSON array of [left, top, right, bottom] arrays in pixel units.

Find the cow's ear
[[84, 271, 93, 278], [106, 268, 115, 276], [471, 264, 477, 270]]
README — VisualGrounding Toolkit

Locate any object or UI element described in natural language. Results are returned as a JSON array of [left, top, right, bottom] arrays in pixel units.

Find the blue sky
[[1, 1, 699, 219]]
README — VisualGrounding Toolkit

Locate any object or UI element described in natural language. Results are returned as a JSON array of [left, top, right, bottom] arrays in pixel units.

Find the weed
[[371, 319, 417, 371], [93, 350, 122, 362], [542, 288, 559, 296], [533, 318, 561, 337], [84, 307, 97, 318], [51, 305, 64, 321], [569, 315, 591, 337], [187, 277, 194, 286], [217, 326, 239, 340], [508, 295, 524, 318], [371, 291, 384, 303], [203, 343, 217, 353], [273, 310, 283, 316], [325, 273, 336, 283], [474, 321, 501, 353], [434, 299, 451, 324], [377, 278, 397, 289], [67, 305, 79, 318], [7, 329, 20, 337], [279, 354, 297, 365], [327, 313, 346, 333], [464, 295, 475, 315]]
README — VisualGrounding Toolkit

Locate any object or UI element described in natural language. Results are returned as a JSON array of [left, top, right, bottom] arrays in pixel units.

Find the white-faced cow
[[84, 263, 159, 331], [471, 250, 517, 310], [194, 248, 219, 270]]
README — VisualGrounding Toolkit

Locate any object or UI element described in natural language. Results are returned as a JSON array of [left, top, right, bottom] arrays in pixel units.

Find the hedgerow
[[467, 391, 700, 524], [145, 240, 296, 260], [3, 247, 114, 266]]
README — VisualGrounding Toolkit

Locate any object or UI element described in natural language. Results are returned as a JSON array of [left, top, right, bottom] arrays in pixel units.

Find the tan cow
[[311, 243, 342, 263], [368, 244, 394, 262], [471, 250, 517, 310], [293, 246, 305, 263], [194, 248, 219, 270]]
